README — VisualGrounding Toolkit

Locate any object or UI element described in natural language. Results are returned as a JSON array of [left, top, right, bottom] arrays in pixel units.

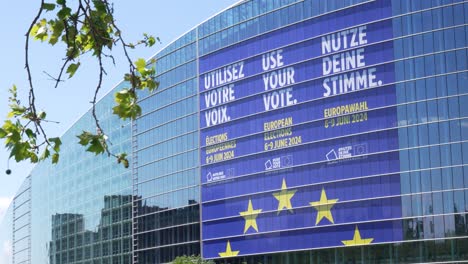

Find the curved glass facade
[[0, 206, 13, 263], [1, 89, 134, 264], [0, 0, 467, 263], [30, 90, 134, 264], [133, 28, 201, 263]]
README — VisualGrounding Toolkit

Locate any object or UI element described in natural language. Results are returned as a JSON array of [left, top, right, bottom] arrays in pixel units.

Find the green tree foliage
[[1, 0, 159, 167], [172, 255, 215, 264]]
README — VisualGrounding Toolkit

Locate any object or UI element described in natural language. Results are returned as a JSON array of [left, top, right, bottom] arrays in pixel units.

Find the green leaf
[[52, 153, 60, 164], [117, 153, 126, 161], [0, 128, 6, 138], [86, 138, 105, 154], [66, 44, 80, 59], [30, 24, 40, 39], [38, 111, 47, 120], [126, 74, 141, 88], [42, 3, 56, 11], [115, 89, 129, 99], [9, 85, 18, 98], [116, 153, 129, 168], [135, 58, 146, 73], [10, 142, 28, 162], [57, 6, 71, 19], [7, 105, 27, 118], [77, 131, 107, 155], [30, 152, 39, 163], [35, 26, 48, 41], [172, 255, 214, 264], [49, 20, 64, 45], [122, 159, 129, 168], [2, 121, 21, 145], [25, 129, 35, 139], [49, 137, 62, 152], [41, 148, 51, 160], [66, 62, 80, 78], [31, 19, 49, 42], [113, 88, 139, 120], [93, 0, 107, 13], [143, 78, 158, 92], [142, 33, 157, 47], [77, 131, 92, 146]]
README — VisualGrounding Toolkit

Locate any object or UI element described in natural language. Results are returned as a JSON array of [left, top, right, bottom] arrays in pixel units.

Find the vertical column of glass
[[26, 90, 133, 264], [133, 31, 200, 263], [12, 176, 31, 264], [393, 0, 468, 261]]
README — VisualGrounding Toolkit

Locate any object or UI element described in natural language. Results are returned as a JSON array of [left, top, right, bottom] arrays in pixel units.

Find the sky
[[0, 0, 239, 225]]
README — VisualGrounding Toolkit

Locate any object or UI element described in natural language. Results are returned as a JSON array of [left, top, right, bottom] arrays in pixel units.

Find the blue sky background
[[0, 0, 239, 225]]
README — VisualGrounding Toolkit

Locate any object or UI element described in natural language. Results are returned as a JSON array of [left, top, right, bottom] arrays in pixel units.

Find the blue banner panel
[[200, 42, 396, 129], [200, 60, 396, 130], [201, 95, 398, 157], [202, 174, 401, 222], [202, 164, 400, 203], [203, 220, 403, 259], [201, 112, 397, 167], [200, 85, 399, 166], [203, 196, 402, 239], [199, 3, 393, 74], [202, 131, 399, 184], [200, 0, 400, 259], [202, 158, 401, 202], [200, 39, 395, 110]]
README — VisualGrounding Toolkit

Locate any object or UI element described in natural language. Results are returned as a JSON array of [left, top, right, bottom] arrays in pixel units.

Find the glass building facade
[[1, 90, 134, 264], [31, 91, 134, 264], [1, 0, 467, 263], [133, 28, 201, 263], [12, 176, 31, 264]]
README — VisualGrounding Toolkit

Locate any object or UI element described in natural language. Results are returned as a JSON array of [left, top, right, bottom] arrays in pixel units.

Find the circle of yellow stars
[[217, 178, 374, 257]]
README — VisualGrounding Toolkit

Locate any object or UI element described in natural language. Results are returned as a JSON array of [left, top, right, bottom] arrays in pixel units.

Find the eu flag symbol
[[200, 0, 401, 259]]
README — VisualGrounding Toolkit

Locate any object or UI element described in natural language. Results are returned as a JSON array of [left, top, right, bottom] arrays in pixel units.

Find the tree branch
[[25, 0, 49, 143]]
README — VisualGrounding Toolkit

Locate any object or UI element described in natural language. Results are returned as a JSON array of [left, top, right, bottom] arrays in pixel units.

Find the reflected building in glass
[[1, 0, 467, 263], [33, 92, 134, 264]]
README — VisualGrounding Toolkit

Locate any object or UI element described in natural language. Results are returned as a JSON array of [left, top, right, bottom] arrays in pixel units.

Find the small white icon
[[282, 155, 293, 167], [326, 149, 338, 161], [338, 146, 353, 159], [353, 143, 368, 155], [265, 160, 272, 170], [206, 172, 212, 182], [272, 157, 281, 169]]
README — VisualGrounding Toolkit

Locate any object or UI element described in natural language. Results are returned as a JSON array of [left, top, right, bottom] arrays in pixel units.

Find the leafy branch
[[172, 255, 215, 264], [0, 0, 159, 168]]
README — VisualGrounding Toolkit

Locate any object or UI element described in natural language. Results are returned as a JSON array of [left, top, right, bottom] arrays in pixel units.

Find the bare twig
[[25, 0, 50, 143], [43, 71, 64, 84]]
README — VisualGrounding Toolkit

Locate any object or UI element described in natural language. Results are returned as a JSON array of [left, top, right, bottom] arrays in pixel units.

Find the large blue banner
[[200, 0, 401, 259]]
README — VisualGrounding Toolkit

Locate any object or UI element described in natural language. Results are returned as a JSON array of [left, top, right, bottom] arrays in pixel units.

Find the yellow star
[[309, 188, 338, 225], [218, 240, 240, 257], [239, 199, 262, 233], [342, 226, 374, 246], [272, 178, 297, 214]]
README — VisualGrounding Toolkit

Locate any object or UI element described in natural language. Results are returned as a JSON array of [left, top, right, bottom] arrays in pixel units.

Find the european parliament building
[[1, 0, 467, 263]]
